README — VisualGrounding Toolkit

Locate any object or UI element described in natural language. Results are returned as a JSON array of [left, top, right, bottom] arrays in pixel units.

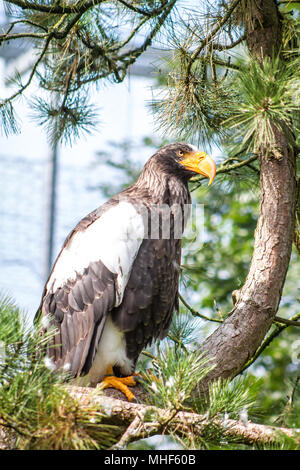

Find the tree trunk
[[198, 0, 297, 388]]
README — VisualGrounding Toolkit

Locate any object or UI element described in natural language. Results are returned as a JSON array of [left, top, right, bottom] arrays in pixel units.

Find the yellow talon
[[99, 367, 137, 402]]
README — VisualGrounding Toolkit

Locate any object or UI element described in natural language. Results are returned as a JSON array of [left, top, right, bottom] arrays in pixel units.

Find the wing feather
[[111, 237, 182, 362], [37, 200, 145, 378]]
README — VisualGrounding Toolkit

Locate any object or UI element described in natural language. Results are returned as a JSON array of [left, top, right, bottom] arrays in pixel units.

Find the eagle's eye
[[177, 150, 184, 157]]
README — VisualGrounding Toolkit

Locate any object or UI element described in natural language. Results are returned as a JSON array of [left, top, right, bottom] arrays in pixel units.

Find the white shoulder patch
[[47, 202, 145, 306]]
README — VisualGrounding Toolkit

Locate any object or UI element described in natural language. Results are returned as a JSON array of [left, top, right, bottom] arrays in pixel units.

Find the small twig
[[0, 18, 48, 43], [0, 34, 52, 107], [0, 30, 47, 42], [117, 0, 172, 18], [1, 9, 86, 107], [212, 33, 246, 51], [276, 375, 300, 425], [241, 311, 300, 372], [111, 413, 145, 449], [186, 0, 243, 77], [157, 408, 180, 435], [274, 315, 300, 327], [118, 1, 176, 63], [167, 333, 189, 353], [246, 163, 260, 174], [110, 17, 149, 52], [178, 293, 223, 323], [5, 0, 105, 14], [141, 350, 158, 362], [213, 299, 224, 321], [191, 154, 258, 190]]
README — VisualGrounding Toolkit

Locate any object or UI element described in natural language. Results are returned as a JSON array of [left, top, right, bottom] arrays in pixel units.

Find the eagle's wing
[[112, 237, 182, 362], [37, 200, 145, 377]]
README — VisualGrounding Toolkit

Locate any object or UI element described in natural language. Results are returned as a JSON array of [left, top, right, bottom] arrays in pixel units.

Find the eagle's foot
[[100, 375, 137, 402]]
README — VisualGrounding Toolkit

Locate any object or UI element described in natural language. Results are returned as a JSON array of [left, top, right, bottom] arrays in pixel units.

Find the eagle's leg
[[99, 367, 137, 402]]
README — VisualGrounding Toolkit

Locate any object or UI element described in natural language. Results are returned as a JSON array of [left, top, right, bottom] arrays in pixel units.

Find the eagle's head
[[149, 142, 216, 185]]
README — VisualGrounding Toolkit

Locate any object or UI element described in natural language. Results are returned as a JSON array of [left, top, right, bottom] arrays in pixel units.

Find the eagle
[[36, 143, 216, 401]]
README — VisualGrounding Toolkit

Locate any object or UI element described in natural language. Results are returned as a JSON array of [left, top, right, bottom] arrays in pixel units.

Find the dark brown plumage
[[36, 143, 216, 390]]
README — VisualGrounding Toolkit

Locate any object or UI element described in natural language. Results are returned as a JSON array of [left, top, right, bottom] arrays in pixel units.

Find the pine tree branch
[[186, 0, 243, 77], [63, 386, 300, 448], [212, 33, 246, 51], [1, 34, 52, 105], [178, 293, 223, 323], [4, 0, 105, 14], [116, 0, 175, 18], [0, 30, 47, 41], [1, 9, 96, 108], [195, 54, 242, 71], [109, 17, 149, 52], [4, 0, 176, 16], [118, 1, 177, 64], [110, 414, 144, 450], [191, 154, 258, 190], [180, 293, 300, 329], [70, 0, 176, 88], [51, 11, 83, 39], [274, 315, 300, 327], [0, 19, 48, 42], [240, 311, 300, 373], [167, 333, 189, 353], [0, 8, 84, 43]]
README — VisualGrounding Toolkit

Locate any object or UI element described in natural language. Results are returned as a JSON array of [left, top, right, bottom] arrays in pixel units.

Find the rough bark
[[242, 0, 282, 58], [198, 0, 298, 388]]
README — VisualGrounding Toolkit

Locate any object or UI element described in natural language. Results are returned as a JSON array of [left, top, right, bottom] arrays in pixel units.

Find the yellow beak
[[180, 151, 216, 185]]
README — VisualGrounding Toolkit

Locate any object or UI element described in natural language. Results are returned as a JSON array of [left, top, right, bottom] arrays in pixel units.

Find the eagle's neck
[[132, 160, 191, 207]]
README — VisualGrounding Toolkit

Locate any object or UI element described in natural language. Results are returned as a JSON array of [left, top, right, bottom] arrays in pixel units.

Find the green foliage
[[143, 336, 259, 423], [153, 50, 300, 155], [143, 347, 214, 410], [280, 1, 300, 14], [0, 101, 20, 137], [167, 312, 204, 348], [30, 94, 98, 146], [152, 53, 234, 147], [0, 296, 121, 449], [223, 54, 299, 156], [1, 0, 299, 151], [189, 376, 261, 450], [141, 344, 268, 450], [202, 376, 259, 420]]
